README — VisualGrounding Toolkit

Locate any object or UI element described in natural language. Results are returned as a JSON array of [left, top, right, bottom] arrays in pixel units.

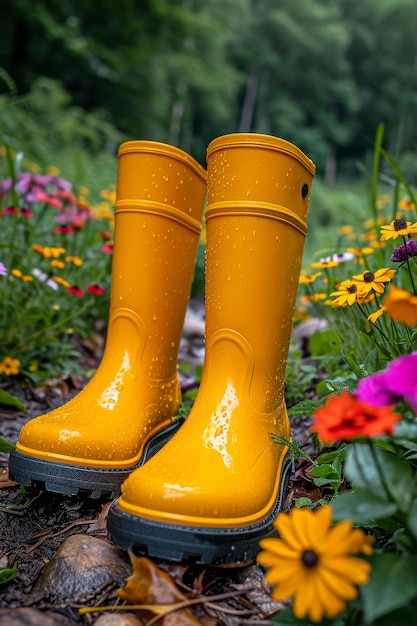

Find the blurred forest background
[[1, 0, 417, 255]]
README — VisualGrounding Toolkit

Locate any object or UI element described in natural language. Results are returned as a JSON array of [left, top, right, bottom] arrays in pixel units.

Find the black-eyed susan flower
[[257, 506, 373, 623], [12, 269, 34, 282], [347, 246, 374, 261], [310, 257, 339, 269], [299, 271, 322, 284], [65, 256, 83, 267], [380, 218, 417, 241], [398, 197, 416, 211], [50, 260, 66, 269], [384, 284, 417, 326], [352, 268, 396, 296], [0, 356, 21, 376], [329, 280, 362, 306], [51, 276, 70, 288]]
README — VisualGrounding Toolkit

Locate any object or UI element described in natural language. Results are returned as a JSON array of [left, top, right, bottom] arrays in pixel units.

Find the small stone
[[29, 534, 131, 605], [0, 607, 75, 625]]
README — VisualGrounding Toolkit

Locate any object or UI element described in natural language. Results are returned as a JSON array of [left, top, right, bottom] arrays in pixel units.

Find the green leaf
[[406, 498, 417, 542], [308, 465, 340, 480], [309, 329, 342, 357], [345, 443, 414, 511], [372, 606, 417, 626], [0, 390, 24, 411], [361, 553, 417, 622], [0, 437, 15, 453], [287, 399, 323, 417], [331, 490, 398, 523], [342, 348, 369, 379], [0, 567, 17, 585]]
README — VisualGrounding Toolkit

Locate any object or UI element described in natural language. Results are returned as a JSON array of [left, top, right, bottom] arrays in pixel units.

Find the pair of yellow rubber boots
[[9, 133, 315, 564]]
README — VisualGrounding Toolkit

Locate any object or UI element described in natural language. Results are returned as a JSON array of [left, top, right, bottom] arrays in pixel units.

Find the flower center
[[394, 218, 407, 231], [363, 271, 374, 283], [302, 549, 319, 568], [347, 285, 357, 293]]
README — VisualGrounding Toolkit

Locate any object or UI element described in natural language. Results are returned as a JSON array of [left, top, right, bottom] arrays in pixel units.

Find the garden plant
[[259, 126, 417, 625], [1, 124, 417, 625]]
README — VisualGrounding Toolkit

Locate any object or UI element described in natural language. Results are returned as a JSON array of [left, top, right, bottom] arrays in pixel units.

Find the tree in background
[[1, 0, 417, 179]]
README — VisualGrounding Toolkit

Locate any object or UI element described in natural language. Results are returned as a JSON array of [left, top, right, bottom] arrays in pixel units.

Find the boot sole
[[8, 420, 182, 499], [107, 454, 294, 564]]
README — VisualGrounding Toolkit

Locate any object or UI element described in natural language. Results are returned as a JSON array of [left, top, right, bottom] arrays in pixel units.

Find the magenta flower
[[355, 352, 417, 414], [355, 371, 402, 408]]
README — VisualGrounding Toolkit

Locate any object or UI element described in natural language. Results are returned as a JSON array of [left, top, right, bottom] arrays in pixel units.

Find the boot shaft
[[205, 133, 315, 410], [109, 141, 207, 379]]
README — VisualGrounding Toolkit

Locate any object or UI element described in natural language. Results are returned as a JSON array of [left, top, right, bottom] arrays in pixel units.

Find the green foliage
[[2, 0, 417, 174], [276, 131, 417, 624], [0, 436, 15, 453], [0, 567, 17, 585]]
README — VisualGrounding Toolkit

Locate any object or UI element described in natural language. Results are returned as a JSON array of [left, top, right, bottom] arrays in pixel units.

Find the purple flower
[[391, 240, 417, 263], [0, 262, 7, 276], [355, 352, 417, 414]]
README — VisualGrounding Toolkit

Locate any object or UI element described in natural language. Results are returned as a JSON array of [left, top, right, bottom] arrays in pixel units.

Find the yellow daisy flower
[[299, 271, 322, 284], [50, 260, 66, 269], [330, 280, 362, 306], [11, 269, 34, 282], [258, 506, 373, 623], [352, 268, 396, 296], [51, 276, 70, 288], [380, 218, 417, 241], [310, 258, 338, 269], [398, 198, 416, 211], [384, 284, 417, 327], [65, 256, 83, 267], [0, 356, 21, 376]]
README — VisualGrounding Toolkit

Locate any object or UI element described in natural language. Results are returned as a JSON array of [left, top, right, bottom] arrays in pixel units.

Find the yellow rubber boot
[[9, 141, 207, 497], [108, 133, 315, 562]]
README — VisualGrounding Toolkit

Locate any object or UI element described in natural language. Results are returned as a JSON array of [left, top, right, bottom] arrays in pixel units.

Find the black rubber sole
[[107, 454, 294, 564], [8, 420, 182, 499]]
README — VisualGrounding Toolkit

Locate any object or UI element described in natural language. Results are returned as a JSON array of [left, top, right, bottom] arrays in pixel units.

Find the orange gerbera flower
[[311, 390, 401, 443], [384, 284, 417, 326]]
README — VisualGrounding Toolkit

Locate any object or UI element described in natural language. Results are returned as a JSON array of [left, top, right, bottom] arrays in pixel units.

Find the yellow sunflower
[[380, 218, 417, 241], [352, 267, 396, 296], [257, 506, 373, 623]]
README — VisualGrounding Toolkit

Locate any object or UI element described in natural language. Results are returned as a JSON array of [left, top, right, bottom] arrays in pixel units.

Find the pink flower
[[355, 371, 402, 408], [355, 352, 417, 414]]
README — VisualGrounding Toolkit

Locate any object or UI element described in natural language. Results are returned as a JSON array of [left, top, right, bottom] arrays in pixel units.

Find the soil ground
[[0, 310, 322, 624]]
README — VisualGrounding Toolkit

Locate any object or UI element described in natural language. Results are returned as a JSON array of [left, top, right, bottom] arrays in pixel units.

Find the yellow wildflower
[[352, 268, 396, 296], [0, 356, 20, 376], [380, 219, 417, 241], [258, 506, 373, 623]]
